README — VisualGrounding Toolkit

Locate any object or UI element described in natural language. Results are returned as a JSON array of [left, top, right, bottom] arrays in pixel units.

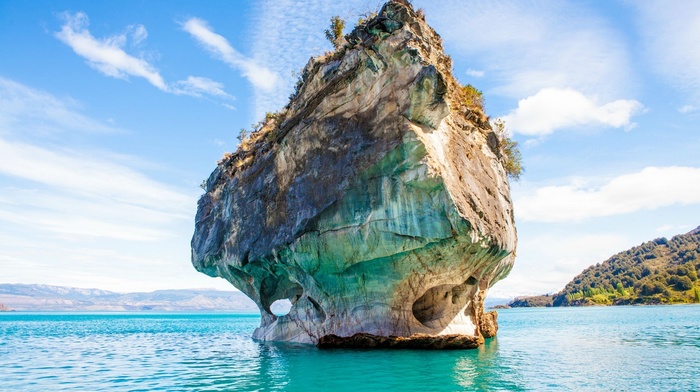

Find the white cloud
[[655, 224, 673, 233], [247, 0, 373, 118], [130, 24, 148, 46], [0, 139, 191, 214], [182, 18, 279, 93], [173, 76, 233, 99], [0, 78, 228, 292], [425, 0, 635, 99], [678, 105, 697, 114], [0, 77, 117, 136], [55, 12, 168, 90], [0, 242, 234, 293], [55, 12, 231, 100], [516, 166, 700, 222], [0, 136, 194, 243], [490, 232, 630, 297], [0, 78, 193, 241], [465, 69, 485, 78], [502, 88, 644, 136], [243, 1, 638, 123], [632, 1, 700, 103], [0, 200, 171, 242]]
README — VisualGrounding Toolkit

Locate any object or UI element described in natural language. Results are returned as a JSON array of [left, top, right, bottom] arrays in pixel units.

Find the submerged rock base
[[317, 332, 484, 350]]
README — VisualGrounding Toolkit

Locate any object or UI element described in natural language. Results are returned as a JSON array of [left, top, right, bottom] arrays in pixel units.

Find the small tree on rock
[[461, 84, 483, 110], [493, 119, 524, 181], [325, 16, 346, 49]]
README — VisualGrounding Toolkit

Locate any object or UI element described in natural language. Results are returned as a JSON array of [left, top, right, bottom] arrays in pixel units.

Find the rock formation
[[192, 0, 517, 347]]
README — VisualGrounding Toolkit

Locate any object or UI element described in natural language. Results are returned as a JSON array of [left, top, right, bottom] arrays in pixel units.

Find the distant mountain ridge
[[508, 226, 700, 307], [0, 284, 289, 312]]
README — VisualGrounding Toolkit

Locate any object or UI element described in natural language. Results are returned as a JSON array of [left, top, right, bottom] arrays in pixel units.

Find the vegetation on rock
[[493, 119, 524, 181], [218, 2, 524, 190], [324, 16, 346, 49], [455, 83, 524, 181], [461, 84, 483, 110]]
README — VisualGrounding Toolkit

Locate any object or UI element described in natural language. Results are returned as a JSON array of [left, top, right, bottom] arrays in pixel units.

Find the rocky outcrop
[[192, 0, 517, 347], [317, 332, 482, 349]]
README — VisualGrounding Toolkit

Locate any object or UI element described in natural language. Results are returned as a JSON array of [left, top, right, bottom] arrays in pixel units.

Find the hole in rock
[[270, 299, 293, 316], [412, 278, 478, 329], [260, 273, 303, 315], [412, 283, 453, 326]]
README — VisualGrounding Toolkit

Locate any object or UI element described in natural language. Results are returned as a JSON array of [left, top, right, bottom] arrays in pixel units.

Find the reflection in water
[[176, 335, 293, 390], [255, 342, 291, 390], [454, 338, 524, 391]]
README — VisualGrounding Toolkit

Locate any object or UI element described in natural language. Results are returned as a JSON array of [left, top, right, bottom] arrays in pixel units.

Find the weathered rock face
[[192, 0, 516, 347]]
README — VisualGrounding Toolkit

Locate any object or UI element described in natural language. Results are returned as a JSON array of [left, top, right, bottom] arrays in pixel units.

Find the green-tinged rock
[[191, 0, 516, 347]]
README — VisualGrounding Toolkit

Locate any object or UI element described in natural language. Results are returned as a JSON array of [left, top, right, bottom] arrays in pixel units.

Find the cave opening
[[412, 276, 478, 329]]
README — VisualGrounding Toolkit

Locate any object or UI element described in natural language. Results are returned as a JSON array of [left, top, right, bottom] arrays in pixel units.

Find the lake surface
[[1, 306, 698, 391]]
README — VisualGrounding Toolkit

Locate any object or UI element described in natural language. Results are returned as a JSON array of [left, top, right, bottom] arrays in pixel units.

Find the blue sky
[[0, 0, 698, 297]]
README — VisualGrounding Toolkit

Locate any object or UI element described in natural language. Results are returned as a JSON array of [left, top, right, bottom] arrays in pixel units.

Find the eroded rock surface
[[192, 0, 516, 347], [317, 333, 483, 350]]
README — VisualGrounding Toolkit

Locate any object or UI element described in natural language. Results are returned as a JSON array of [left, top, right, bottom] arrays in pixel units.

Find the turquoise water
[[1, 306, 698, 391]]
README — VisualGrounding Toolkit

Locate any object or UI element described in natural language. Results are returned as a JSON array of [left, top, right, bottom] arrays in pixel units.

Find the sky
[[0, 0, 699, 298]]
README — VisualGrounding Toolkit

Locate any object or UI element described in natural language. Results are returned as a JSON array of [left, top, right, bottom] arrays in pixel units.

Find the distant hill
[[505, 295, 553, 308], [0, 284, 289, 312], [554, 226, 700, 306], [510, 226, 700, 307]]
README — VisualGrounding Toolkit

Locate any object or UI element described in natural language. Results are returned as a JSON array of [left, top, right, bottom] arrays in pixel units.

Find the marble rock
[[191, 0, 517, 347]]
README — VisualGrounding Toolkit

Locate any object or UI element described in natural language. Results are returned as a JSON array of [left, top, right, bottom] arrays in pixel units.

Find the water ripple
[[1, 307, 698, 391]]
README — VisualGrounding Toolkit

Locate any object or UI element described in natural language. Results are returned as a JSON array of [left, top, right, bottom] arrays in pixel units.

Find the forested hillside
[[552, 226, 700, 306]]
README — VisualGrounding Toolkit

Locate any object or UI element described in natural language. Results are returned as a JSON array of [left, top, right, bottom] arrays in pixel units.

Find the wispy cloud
[[55, 12, 231, 100], [678, 105, 697, 114], [0, 78, 193, 242], [182, 18, 279, 93], [0, 195, 173, 242], [502, 88, 644, 136], [516, 166, 700, 222], [426, 0, 635, 100], [173, 76, 233, 99], [491, 232, 629, 297], [0, 77, 117, 136], [655, 224, 674, 233], [0, 77, 225, 291], [632, 1, 700, 103], [0, 139, 191, 215], [465, 69, 485, 78], [55, 12, 168, 90], [247, 0, 375, 117]]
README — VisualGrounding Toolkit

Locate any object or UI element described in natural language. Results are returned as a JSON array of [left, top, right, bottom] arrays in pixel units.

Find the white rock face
[[191, 0, 516, 347]]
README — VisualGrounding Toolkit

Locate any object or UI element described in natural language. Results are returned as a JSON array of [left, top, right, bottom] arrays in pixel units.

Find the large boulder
[[192, 0, 516, 347]]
